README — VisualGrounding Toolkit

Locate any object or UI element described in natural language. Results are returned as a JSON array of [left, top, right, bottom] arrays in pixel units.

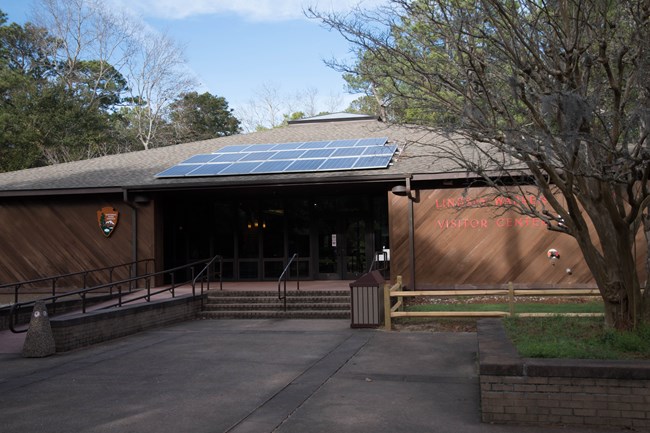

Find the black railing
[[0, 258, 155, 312], [3, 255, 222, 334], [278, 253, 300, 312]]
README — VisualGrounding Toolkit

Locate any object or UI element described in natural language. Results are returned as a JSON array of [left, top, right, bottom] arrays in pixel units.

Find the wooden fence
[[383, 276, 603, 331]]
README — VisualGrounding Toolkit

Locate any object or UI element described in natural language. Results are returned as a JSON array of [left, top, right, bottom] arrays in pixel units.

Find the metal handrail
[[191, 255, 223, 307], [0, 258, 155, 307], [277, 253, 299, 312], [4, 255, 223, 333]]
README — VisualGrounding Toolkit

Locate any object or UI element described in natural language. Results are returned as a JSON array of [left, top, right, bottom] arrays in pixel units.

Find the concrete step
[[206, 296, 350, 304], [203, 302, 351, 311], [201, 289, 351, 320], [197, 310, 351, 320], [206, 290, 349, 297]]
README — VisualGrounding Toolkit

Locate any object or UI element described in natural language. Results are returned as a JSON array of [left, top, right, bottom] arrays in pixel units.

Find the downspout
[[406, 177, 416, 290], [123, 189, 138, 285], [391, 176, 416, 290]]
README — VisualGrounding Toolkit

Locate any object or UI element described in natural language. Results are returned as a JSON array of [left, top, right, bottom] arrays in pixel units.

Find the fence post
[[508, 282, 514, 316], [383, 282, 392, 331]]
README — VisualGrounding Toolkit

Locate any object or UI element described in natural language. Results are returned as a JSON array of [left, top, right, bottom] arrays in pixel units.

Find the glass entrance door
[[317, 217, 340, 279], [315, 198, 370, 280]]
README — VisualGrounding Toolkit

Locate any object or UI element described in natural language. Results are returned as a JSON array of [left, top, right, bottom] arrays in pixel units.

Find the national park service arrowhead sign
[[97, 207, 119, 238]]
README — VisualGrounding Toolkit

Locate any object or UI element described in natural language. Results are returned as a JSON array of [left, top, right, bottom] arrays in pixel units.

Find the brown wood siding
[[0, 195, 156, 287], [389, 187, 647, 289]]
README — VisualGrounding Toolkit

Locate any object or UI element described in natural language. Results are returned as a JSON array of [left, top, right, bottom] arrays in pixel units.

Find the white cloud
[[108, 0, 387, 21]]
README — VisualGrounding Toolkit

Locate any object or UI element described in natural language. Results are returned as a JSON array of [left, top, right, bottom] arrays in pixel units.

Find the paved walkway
[[0, 319, 628, 433], [0, 280, 353, 355]]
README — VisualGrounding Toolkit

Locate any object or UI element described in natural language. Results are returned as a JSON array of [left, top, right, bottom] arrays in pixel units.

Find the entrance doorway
[[163, 192, 388, 281], [315, 198, 372, 280]]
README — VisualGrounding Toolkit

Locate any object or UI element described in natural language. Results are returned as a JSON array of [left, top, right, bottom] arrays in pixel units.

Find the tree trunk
[[642, 210, 650, 323], [571, 192, 643, 330], [601, 284, 634, 330]]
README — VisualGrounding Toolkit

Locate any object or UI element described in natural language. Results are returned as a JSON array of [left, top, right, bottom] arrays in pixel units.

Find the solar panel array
[[155, 137, 397, 178]]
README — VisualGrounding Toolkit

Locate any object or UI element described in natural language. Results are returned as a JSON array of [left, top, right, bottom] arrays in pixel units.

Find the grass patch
[[503, 316, 650, 360]]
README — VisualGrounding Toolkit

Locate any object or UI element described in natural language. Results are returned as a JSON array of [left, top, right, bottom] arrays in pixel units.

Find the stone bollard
[[22, 300, 56, 358]]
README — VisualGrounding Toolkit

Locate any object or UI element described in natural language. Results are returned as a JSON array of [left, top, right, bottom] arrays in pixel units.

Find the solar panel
[[287, 159, 325, 171], [300, 141, 332, 149], [156, 164, 201, 177], [319, 157, 358, 170], [357, 137, 388, 146], [186, 163, 231, 176], [354, 156, 393, 169], [332, 147, 366, 157], [219, 162, 263, 175], [183, 154, 219, 164], [154, 137, 396, 178], [212, 153, 245, 163], [270, 150, 305, 160], [303, 149, 334, 158], [240, 151, 277, 161], [271, 142, 304, 150], [251, 160, 294, 173], [326, 139, 357, 148], [364, 144, 397, 156], [246, 143, 277, 152], [220, 144, 252, 153]]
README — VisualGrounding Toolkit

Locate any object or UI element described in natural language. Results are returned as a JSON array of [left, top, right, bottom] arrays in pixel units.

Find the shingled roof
[[0, 116, 466, 195]]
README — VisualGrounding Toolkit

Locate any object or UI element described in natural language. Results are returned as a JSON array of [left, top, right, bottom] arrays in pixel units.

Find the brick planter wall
[[477, 319, 650, 430], [50, 294, 204, 352]]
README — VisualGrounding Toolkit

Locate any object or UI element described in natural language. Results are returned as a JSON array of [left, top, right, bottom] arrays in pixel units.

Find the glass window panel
[[238, 203, 259, 258], [213, 203, 235, 257], [219, 261, 234, 280], [262, 205, 285, 257], [238, 261, 258, 279], [263, 261, 284, 279]]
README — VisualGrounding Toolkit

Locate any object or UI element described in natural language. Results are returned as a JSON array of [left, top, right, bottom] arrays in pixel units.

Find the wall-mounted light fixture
[[391, 185, 409, 196]]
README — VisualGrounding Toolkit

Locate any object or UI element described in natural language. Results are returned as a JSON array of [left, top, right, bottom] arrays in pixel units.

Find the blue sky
[[1, 0, 386, 121]]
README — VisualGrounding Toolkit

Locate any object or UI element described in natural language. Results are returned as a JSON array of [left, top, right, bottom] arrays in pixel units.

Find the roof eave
[[0, 186, 124, 198]]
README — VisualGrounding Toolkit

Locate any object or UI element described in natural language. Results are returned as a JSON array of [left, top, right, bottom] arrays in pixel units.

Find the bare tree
[[33, 0, 135, 107], [32, 0, 197, 151], [125, 31, 196, 150], [309, 0, 650, 329], [236, 83, 294, 132], [236, 83, 347, 131]]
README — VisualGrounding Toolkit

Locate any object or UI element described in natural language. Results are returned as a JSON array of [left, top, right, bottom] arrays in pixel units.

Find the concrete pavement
[[0, 319, 629, 432]]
